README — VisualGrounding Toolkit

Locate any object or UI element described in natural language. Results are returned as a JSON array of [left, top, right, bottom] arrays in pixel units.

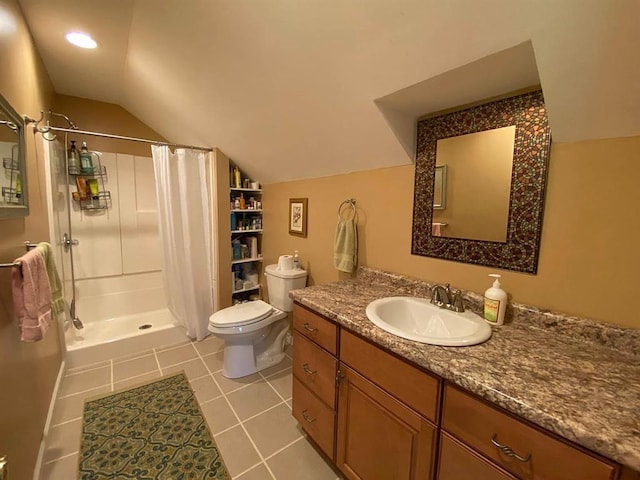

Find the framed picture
[[289, 198, 308, 237]]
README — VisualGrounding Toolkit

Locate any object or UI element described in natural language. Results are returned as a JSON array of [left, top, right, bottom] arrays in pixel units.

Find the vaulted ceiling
[[17, 0, 640, 183]]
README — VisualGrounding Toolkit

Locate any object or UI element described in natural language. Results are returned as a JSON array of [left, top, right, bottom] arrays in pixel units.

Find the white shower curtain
[[152, 145, 214, 341]]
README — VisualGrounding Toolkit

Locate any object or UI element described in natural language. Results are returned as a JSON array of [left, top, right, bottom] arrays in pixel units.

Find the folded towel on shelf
[[334, 217, 358, 273], [12, 249, 52, 342], [36, 242, 64, 320]]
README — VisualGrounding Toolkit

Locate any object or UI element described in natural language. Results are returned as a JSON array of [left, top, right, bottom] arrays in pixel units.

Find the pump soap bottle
[[80, 141, 93, 174], [484, 274, 507, 325]]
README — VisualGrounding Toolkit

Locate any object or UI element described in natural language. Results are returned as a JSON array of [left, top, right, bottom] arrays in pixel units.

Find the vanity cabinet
[[291, 302, 624, 480], [442, 384, 618, 480], [291, 304, 338, 460]]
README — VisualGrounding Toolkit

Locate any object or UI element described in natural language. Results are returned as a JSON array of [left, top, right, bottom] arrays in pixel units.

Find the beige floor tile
[[202, 350, 225, 373], [267, 437, 338, 480], [243, 404, 304, 458], [213, 371, 261, 394], [156, 343, 198, 368], [162, 357, 209, 380], [40, 453, 79, 480], [65, 361, 109, 376], [190, 375, 222, 403], [236, 463, 273, 480], [214, 425, 261, 477], [112, 354, 158, 382], [194, 335, 225, 356], [52, 385, 111, 425], [111, 349, 154, 364], [200, 397, 239, 434], [43, 419, 83, 463], [226, 380, 282, 421], [155, 339, 191, 352], [265, 368, 292, 401], [113, 371, 162, 391], [261, 356, 293, 378], [59, 366, 111, 397]]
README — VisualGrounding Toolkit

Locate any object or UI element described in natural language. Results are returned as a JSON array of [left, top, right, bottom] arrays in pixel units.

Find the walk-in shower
[[37, 114, 212, 367]]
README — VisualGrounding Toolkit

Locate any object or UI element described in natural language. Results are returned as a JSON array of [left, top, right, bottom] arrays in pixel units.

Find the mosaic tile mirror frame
[[411, 90, 551, 274]]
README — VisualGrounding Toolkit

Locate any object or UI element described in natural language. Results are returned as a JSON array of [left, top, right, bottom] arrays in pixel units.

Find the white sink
[[365, 296, 492, 346]]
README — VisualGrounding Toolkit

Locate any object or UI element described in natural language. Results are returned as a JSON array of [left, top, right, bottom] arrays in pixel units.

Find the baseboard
[[32, 358, 66, 480]]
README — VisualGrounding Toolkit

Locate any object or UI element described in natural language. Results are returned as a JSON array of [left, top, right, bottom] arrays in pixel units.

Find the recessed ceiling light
[[65, 32, 97, 49]]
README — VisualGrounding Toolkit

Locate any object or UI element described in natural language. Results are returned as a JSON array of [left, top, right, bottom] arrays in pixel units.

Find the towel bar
[[0, 241, 41, 269], [338, 198, 357, 220]]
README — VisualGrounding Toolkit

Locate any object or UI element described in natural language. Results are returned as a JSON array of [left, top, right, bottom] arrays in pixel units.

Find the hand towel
[[334, 217, 358, 273], [12, 249, 52, 342], [36, 242, 64, 320], [432, 223, 442, 236]]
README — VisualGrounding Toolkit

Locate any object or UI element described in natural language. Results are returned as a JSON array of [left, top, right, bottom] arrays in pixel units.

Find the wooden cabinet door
[[336, 365, 436, 480]]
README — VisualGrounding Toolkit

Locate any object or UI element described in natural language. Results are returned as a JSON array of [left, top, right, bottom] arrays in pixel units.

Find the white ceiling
[[17, 0, 640, 184]]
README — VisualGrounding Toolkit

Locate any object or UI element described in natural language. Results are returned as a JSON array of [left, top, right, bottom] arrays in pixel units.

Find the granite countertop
[[289, 267, 640, 471]]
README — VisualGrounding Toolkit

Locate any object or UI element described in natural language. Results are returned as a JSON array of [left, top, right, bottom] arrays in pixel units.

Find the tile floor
[[39, 335, 342, 480]]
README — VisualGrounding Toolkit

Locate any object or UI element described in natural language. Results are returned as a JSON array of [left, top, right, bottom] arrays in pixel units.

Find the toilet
[[208, 263, 307, 378]]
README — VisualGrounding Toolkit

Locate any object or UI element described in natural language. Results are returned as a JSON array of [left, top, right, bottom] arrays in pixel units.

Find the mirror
[[0, 92, 27, 218], [412, 90, 551, 274]]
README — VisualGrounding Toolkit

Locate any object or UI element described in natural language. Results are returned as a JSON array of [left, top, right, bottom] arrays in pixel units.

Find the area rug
[[79, 372, 230, 480]]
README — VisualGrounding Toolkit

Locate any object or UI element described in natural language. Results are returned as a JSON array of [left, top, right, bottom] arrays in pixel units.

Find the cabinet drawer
[[293, 376, 335, 460], [293, 331, 337, 408], [293, 303, 337, 355], [340, 329, 440, 422], [443, 384, 618, 480], [438, 432, 517, 480]]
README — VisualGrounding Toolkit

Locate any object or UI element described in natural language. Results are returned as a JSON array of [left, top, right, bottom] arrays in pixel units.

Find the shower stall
[[40, 123, 210, 367]]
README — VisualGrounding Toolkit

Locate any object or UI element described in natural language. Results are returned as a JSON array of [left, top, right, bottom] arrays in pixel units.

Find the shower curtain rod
[[44, 126, 213, 152]]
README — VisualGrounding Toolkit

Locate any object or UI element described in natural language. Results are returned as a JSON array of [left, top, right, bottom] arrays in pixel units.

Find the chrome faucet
[[430, 283, 465, 312]]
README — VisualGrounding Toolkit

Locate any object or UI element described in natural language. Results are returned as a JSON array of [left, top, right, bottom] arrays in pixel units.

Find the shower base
[[65, 308, 187, 368]]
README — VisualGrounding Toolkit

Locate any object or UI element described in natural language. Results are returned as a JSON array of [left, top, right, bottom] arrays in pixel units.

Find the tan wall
[[53, 94, 165, 156], [263, 135, 640, 330], [0, 1, 60, 479]]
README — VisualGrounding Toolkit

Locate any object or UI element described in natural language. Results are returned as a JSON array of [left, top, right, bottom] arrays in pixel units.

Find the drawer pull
[[302, 322, 317, 333], [302, 363, 317, 375], [301, 409, 316, 423], [491, 434, 531, 463]]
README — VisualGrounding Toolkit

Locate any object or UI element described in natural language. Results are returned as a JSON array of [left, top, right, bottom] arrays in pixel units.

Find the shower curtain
[[152, 146, 213, 341]]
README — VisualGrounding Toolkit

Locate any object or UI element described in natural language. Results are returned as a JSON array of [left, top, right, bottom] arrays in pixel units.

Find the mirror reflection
[[433, 126, 515, 242], [0, 92, 27, 217]]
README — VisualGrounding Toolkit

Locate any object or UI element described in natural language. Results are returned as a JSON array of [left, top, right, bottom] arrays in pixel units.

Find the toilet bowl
[[209, 262, 307, 378]]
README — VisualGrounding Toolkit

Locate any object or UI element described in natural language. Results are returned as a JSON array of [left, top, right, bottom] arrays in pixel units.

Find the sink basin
[[365, 296, 492, 346]]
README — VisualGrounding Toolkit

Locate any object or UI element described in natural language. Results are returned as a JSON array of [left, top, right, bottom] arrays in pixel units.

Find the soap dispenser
[[484, 274, 507, 325]]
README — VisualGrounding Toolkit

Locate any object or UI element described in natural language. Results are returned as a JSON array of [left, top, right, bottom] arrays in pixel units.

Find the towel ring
[[338, 198, 357, 221]]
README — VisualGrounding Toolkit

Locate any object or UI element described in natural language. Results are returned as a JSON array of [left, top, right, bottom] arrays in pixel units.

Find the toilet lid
[[209, 300, 275, 328]]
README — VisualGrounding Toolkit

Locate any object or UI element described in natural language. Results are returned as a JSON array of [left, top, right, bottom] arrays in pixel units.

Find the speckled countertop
[[290, 267, 640, 471]]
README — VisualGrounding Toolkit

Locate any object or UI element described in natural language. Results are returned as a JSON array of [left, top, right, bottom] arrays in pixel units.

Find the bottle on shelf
[[234, 166, 241, 188], [80, 141, 93, 174], [239, 193, 246, 210], [68, 140, 80, 173]]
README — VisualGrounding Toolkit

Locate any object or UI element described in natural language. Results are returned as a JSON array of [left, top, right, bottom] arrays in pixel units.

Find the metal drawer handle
[[302, 363, 317, 375], [302, 322, 317, 333], [491, 434, 531, 463], [301, 409, 316, 423]]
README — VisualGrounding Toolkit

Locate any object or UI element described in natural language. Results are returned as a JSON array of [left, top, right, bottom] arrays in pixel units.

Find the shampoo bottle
[[68, 140, 80, 173], [484, 274, 507, 325], [80, 141, 93, 173]]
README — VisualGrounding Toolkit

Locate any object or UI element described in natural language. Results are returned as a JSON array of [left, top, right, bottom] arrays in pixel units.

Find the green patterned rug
[[79, 372, 230, 480]]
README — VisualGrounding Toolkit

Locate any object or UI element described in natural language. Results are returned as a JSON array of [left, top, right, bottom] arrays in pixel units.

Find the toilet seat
[[209, 300, 276, 329]]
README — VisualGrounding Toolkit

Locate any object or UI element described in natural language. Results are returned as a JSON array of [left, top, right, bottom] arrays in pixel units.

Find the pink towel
[[12, 249, 52, 342], [432, 223, 442, 236]]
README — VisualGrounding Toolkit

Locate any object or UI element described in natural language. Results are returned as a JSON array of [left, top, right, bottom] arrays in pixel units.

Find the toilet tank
[[264, 264, 308, 312]]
